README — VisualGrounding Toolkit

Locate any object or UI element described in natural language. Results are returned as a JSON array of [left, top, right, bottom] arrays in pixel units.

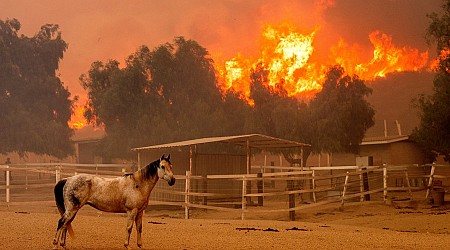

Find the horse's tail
[[54, 179, 75, 239]]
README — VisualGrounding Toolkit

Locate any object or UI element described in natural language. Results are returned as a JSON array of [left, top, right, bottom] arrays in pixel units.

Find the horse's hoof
[[137, 243, 143, 248]]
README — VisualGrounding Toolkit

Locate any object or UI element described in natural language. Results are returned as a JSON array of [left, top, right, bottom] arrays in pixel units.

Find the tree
[[308, 65, 375, 154], [247, 64, 374, 164], [0, 18, 73, 158], [412, 0, 450, 161], [249, 63, 300, 139], [82, 38, 237, 159]]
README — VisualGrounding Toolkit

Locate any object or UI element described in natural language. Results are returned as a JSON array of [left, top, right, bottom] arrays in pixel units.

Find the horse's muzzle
[[168, 178, 176, 186]]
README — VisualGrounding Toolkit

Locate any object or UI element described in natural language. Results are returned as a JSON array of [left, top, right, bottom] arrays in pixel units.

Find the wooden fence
[[1, 163, 449, 221]]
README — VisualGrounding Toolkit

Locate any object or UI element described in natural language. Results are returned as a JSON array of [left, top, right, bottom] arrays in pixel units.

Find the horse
[[52, 154, 175, 249]]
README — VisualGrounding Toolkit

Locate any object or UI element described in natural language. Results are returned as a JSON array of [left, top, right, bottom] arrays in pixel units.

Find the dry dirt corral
[[0, 200, 450, 250]]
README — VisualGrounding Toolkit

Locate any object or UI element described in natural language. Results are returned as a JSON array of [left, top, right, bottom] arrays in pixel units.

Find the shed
[[132, 134, 310, 173], [331, 135, 428, 166], [131, 134, 310, 200]]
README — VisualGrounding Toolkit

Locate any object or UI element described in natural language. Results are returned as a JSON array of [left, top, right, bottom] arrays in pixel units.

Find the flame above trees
[[216, 23, 430, 102], [71, 23, 432, 129]]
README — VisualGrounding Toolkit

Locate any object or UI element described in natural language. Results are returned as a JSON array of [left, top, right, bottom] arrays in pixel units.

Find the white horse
[[52, 154, 175, 249]]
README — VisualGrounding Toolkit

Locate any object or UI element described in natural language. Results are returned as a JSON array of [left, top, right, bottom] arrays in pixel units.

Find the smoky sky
[[0, 0, 442, 99]]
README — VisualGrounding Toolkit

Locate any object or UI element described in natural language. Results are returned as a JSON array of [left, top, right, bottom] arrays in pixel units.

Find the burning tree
[[81, 38, 250, 159], [0, 19, 73, 158], [412, 0, 450, 162]]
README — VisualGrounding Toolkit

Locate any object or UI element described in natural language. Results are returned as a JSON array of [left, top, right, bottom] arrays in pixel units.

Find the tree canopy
[[248, 64, 374, 161], [412, 0, 450, 161], [308, 65, 375, 154], [82, 38, 375, 162], [0, 18, 73, 158], [81, 37, 250, 159]]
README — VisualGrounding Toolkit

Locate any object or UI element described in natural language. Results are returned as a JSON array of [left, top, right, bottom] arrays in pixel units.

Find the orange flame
[[429, 48, 450, 72], [332, 31, 429, 79], [69, 105, 87, 129], [70, 23, 431, 128], [217, 23, 430, 102]]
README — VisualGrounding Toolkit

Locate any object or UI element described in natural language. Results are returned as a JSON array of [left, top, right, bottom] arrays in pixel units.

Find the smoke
[[0, 0, 442, 99]]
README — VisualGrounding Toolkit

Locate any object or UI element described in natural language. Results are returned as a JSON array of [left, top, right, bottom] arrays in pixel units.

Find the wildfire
[[217, 23, 430, 102], [69, 23, 431, 128], [69, 105, 87, 129], [429, 48, 450, 72], [332, 31, 429, 79]]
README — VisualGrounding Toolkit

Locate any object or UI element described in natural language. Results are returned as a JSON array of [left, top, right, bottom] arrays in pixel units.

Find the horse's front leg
[[135, 211, 144, 248], [124, 209, 138, 248]]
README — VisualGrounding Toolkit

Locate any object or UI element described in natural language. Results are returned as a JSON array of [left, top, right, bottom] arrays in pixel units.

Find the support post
[[246, 140, 252, 204], [185, 171, 191, 219], [426, 163, 436, 199]]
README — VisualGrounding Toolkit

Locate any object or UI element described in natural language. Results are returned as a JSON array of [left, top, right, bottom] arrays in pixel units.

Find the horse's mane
[[139, 159, 160, 180]]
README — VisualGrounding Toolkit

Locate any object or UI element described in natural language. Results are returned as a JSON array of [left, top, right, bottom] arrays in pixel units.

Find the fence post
[[383, 164, 388, 203], [55, 166, 61, 184], [426, 163, 436, 199], [6, 165, 10, 204], [257, 172, 263, 206], [404, 169, 412, 198], [185, 171, 190, 219], [202, 174, 207, 205], [341, 171, 350, 208], [25, 165, 28, 190], [242, 176, 247, 220], [312, 170, 317, 203], [359, 168, 364, 202]]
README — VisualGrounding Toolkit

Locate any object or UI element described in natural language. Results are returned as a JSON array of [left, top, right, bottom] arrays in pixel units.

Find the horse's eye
[[161, 166, 165, 169]]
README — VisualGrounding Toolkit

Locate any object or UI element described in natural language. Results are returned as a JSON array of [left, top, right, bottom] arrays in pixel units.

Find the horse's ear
[[160, 154, 165, 160], [167, 154, 171, 160]]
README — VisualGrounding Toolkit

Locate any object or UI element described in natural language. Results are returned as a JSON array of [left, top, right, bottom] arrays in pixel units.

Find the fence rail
[[1, 163, 449, 220]]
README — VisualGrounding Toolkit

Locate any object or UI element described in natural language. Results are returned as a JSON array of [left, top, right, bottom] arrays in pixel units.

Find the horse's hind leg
[[124, 209, 138, 248], [53, 209, 79, 248], [135, 211, 144, 248]]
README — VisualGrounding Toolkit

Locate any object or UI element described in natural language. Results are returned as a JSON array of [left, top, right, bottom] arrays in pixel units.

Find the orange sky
[[0, 0, 441, 102]]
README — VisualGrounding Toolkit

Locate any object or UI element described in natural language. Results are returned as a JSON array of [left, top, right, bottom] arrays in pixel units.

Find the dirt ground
[[0, 199, 450, 250]]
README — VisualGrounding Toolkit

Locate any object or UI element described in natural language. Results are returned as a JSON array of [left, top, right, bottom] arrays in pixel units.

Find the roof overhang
[[131, 134, 310, 151], [361, 135, 409, 145]]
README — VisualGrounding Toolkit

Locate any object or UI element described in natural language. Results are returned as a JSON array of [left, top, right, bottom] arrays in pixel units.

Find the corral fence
[[1, 163, 449, 221]]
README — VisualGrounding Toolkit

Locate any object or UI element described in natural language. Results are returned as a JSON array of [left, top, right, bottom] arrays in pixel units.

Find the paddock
[[1, 200, 450, 249], [1, 161, 450, 249]]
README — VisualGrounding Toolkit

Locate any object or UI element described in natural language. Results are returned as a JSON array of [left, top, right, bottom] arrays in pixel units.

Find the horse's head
[[158, 154, 175, 186]]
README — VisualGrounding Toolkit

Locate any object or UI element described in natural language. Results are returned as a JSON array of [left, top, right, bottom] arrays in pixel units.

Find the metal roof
[[131, 134, 310, 151], [361, 135, 409, 145]]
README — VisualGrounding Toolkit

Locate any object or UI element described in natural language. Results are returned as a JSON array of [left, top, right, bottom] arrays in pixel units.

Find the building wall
[[389, 141, 426, 165], [359, 144, 392, 166], [330, 141, 427, 167]]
